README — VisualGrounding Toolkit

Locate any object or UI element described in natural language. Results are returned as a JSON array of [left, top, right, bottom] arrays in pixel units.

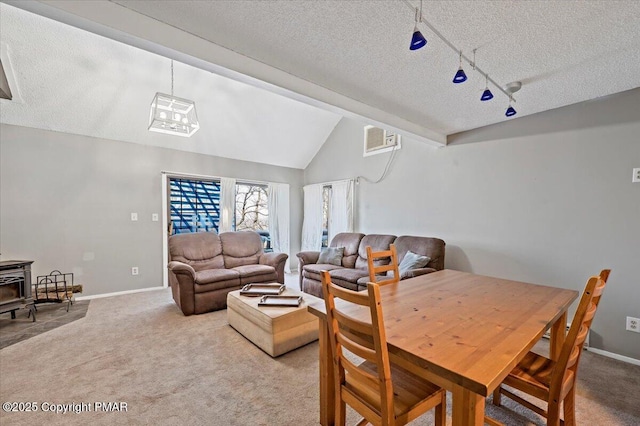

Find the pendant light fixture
[[504, 81, 521, 117], [452, 51, 467, 83], [402, 0, 521, 119], [481, 74, 494, 101], [409, 0, 427, 50], [149, 60, 200, 137], [505, 96, 517, 117]]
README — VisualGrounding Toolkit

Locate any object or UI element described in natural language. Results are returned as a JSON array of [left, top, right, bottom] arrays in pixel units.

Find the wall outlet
[[626, 316, 640, 333], [151, 213, 159, 222], [633, 168, 640, 183], [131, 212, 138, 221], [131, 267, 139, 276]]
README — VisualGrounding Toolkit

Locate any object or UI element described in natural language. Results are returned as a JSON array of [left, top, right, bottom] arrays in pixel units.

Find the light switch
[[152, 213, 159, 222], [131, 212, 138, 221]]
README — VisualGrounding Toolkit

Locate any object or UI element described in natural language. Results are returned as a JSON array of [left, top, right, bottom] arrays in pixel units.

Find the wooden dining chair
[[320, 271, 445, 426], [366, 244, 400, 286], [491, 269, 611, 426]]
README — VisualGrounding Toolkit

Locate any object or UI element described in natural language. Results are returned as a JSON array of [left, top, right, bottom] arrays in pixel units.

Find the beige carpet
[[0, 288, 638, 426]]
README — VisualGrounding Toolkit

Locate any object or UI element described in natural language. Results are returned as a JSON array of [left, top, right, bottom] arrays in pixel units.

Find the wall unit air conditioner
[[363, 125, 401, 157]]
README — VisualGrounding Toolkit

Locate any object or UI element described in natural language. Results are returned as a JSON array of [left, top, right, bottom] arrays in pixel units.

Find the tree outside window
[[235, 183, 271, 251]]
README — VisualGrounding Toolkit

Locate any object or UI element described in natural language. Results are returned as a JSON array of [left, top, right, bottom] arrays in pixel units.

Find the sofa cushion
[[354, 234, 397, 270], [232, 264, 276, 279], [330, 233, 365, 268], [329, 268, 369, 284], [397, 251, 431, 279], [318, 247, 344, 266], [357, 275, 388, 285], [169, 232, 224, 271], [303, 264, 345, 282], [195, 268, 240, 285], [194, 269, 241, 293], [220, 231, 263, 268]]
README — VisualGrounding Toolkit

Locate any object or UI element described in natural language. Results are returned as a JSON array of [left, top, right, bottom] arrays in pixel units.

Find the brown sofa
[[297, 233, 445, 298], [168, 231, 288, 315]]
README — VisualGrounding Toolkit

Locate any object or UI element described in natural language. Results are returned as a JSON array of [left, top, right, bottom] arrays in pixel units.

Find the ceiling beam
[[7, 0, 446, 147]]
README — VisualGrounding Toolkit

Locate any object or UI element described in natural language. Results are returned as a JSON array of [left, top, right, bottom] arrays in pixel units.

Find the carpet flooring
[[0, 288, 638, 426]]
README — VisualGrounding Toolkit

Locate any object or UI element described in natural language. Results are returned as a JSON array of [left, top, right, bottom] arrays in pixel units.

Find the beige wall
[[0, 124, 304, 296], [305, 88, 640, 359]]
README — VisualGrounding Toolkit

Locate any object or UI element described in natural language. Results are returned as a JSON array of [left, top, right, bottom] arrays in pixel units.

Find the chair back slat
[[338, 333, 377, 362], [366, 244, 400, 286], [334, 310, 373, 336]]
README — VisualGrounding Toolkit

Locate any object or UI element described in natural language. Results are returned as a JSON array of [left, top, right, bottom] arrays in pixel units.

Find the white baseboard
[[75, 286, 165, 301], [586, 347, 640, 366]]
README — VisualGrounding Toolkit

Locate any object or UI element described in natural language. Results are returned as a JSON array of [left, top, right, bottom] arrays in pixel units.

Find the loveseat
[[168, 231, 288, 315], [297, 233, 445, 298]]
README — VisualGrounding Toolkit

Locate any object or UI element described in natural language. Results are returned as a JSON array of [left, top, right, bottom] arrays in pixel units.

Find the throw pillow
[[318, 247, 344, 266], [397, 251, 431, 279]]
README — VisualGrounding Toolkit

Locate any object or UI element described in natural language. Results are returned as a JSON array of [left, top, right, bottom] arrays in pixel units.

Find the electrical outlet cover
[[626, 316, 640, 333]]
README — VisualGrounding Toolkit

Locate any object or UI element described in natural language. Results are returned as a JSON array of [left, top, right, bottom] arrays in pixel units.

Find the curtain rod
[[304, 178, 354, 188], [161, 170, 285, 186]]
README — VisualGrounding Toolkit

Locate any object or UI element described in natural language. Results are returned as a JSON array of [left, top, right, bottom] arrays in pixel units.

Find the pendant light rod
[[401, 0, 516, 102]]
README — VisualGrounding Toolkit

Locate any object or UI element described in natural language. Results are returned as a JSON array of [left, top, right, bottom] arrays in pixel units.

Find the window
[[168, 178, 271, 250], [169, 178, 220, 234], [321, 185, 331, 247], [234, 183, 271, 251]]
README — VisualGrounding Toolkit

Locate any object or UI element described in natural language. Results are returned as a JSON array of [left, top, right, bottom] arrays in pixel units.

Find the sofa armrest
[[168, 261, 196, 280], [401, 267, 437, 279], [296, 251, 320, 290], [296, 251, 320, 265], [167, 261, 197, 315], [259, 252, 288, 284]]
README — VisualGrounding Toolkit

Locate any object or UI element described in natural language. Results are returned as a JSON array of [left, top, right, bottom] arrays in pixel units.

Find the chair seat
[[503, 351, 575, 402], [349, 361, 443, 419]]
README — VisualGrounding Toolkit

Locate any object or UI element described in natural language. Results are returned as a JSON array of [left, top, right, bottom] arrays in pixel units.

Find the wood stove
[[0, 260, 35, 320]]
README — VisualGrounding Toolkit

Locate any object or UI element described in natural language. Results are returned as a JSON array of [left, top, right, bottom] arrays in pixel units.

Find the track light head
[[481, 89, 494, 101], [410, 27, 427, 50], [453, 68, 467, 84]]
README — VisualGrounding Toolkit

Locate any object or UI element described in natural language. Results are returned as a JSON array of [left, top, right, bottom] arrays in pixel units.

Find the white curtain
[[329, 180, 354, 243], [268, 183, 291, 273], [301, 184, 324, 252], [219, 177, 236, 232]]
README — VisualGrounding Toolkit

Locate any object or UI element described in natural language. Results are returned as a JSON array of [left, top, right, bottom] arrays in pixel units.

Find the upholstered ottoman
[[227, 287, 320, 357]]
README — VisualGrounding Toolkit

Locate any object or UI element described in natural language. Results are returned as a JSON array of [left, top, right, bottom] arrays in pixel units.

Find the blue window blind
[[170, 178, 220, 234]]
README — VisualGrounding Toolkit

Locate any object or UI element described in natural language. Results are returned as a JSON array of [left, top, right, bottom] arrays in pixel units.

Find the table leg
[[550, 312, 567, 361], [452, 384, 485, 426], [318, 318, 335, 426]]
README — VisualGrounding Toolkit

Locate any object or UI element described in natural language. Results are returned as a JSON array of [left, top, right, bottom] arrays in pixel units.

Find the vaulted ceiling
[[2, 1, 639, 168]]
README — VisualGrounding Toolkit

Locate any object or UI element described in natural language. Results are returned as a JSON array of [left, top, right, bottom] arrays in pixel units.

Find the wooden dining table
[[307, 269, 578, 426]]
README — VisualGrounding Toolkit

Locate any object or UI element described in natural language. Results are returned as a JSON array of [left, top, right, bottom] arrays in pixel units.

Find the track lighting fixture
[[505, 97, 517, 117], [409, 1, 427, 50], [403, 0, 520, 119], [452, 51, 467, 83], [481, 75, 494, 101]]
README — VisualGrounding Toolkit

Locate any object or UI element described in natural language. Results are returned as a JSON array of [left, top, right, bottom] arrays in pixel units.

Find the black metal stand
[[33, 270, 74, 312]]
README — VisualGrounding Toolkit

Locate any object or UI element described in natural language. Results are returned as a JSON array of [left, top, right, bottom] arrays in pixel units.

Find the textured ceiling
[[108, 0, 640, 135], [0, 3, 342, 169], [2, 1, 640, 167]]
